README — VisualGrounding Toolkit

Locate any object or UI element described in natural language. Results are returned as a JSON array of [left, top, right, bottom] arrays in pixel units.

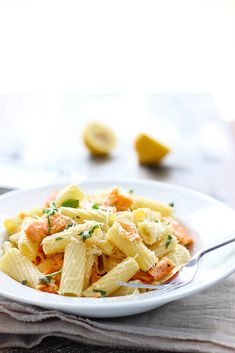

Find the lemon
[[83, 122, 117, 156], [135, 133, 170, 165]]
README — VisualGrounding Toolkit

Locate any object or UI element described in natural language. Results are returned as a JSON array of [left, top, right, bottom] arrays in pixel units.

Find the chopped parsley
[[55, 236, 63, 241], [128, 189, 134, 194], [43, 202, 59, 233], [21, 280, 28, 286], [45, 269, 62, 278], [165, 235, 173, 249], [61, 199, 79, 208], [66, 222, 74, 229], [43, 202, 58, 216], [92, 203, 100, 210], [39, 276, 50, 285], [154, 220, 159, 223], [93, 289, 107, 297], [39, 269, 62, 285], [169, 202, 174, 208], [79, 224, 99, 242]]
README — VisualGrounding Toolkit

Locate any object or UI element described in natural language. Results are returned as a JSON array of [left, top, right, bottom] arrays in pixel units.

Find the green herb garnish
[[165, 235, 173, 249], [21, 280, 28, 286], [55, 236, 63, 241], [43, 202, 59, 233], [61, 199, 79, 208], [39, 277, 50, 285], [45, 269, 62, 279], [39, 270, 62, 285], [79, 224, 99, 242], [43, 202, 58, 216], [66, 223, 74, 229], [93, 289, 107, 297], [92, 203, 100, 210], [154, 220, 159, 223], [169, 202, 174, 208], [128, 189, 134, 194]]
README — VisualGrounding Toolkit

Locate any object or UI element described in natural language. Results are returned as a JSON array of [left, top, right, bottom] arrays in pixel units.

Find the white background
[[0, 0, 234, 121]]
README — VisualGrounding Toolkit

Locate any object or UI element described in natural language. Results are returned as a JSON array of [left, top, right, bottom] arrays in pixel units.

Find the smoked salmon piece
[[105, 187, 133, 211]]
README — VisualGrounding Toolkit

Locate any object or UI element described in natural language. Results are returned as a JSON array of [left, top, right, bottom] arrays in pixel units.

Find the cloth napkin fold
[[0, 274, 234, 353]]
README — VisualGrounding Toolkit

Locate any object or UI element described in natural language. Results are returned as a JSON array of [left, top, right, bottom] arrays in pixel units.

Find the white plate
[[0, 179, 235, 318]]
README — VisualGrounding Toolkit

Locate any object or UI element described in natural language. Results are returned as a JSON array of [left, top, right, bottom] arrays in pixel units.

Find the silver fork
[[118, 234, 235, 293]]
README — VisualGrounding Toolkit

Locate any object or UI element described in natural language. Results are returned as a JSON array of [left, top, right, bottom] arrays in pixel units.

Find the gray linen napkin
[[0, 274, 234, 353]]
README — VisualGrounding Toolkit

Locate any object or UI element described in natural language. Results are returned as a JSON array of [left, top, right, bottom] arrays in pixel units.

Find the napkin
[[0, 273, 234, 353]]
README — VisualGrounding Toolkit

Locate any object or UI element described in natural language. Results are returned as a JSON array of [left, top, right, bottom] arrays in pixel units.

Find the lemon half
[[83, 122, 117, 156], [135, 133, 170, 165]]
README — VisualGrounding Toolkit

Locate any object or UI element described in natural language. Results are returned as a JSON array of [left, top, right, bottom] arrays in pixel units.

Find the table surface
[[0, 94, 235, 209], [0, 93, 235, 353]]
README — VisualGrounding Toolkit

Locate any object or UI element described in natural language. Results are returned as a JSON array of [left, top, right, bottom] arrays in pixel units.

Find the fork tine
[[117, 281, 177, 290]]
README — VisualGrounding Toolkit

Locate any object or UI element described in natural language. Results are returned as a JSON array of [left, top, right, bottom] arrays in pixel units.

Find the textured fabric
[[0, 337, 158, 353], [0, 273, 234, 353]]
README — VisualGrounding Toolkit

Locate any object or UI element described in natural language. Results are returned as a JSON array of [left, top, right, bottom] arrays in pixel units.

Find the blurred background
[[0, 94, 235, 208], [0, 0, 234, 207]]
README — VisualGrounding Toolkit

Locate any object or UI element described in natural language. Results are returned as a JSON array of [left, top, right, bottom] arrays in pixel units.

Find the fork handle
[[197, 234, 235, 260]]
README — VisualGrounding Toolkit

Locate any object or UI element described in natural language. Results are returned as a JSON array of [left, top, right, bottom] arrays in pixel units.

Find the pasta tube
[[60, 207, 114, 227], [116, 211, 134, 223], [132, 197, 173, 216], [83, 257, 139, 297], [151, 235, 178, 257], [4, 216, 22, 235], [55, 184, 84, 207], [132, 208, 161, 223], [165, 244, 190, 266], [111, 286, 140, 297], [98, 238, 115, 256], [42, 222, 100, 255], [83, 253, 95, 290], [0, 248, 42, 288], [4, 207, 43, 235], [2, 241, 13, 254], [59, 239, 86, 296], [107, 222, 157, 271], [138, 220, 164, 245], [18, 218, 40, 260], [9, 232, 20, 246]]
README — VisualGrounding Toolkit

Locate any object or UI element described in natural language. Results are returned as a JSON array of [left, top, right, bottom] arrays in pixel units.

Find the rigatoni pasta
[[59, 238, 86, 296], [0, 184, 193, 297], [83, 257, 139, 297], [106, 222, 158, 271], [0, 248, 43, 288], [18, 217, 40, 261]]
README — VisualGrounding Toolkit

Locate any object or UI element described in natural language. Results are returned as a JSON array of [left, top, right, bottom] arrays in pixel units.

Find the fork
[[118, 234, 235, 293]]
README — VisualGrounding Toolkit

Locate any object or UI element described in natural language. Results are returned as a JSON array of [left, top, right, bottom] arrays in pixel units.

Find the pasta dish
[[0, 184, 193, 298]]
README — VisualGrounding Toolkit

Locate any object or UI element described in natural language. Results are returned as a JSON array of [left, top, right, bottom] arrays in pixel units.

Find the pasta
[[0, 184, 193, 297], [111, 285, 140, 297], [106, 222, 158, 271], [18, 217, 40, 261], [54, 184, 84, 207], [83, 253, 95, 290], [83, 257, 139, 297], [132, 197, 173, 216], [138, 220, 164, 245], [42, 221, 102, 255], [0, 248, 43, 288], [59, 238, 86, 296], [132, 208, 161, 223], [151, 235, 178, 257], [60, 207, 115, 227]]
